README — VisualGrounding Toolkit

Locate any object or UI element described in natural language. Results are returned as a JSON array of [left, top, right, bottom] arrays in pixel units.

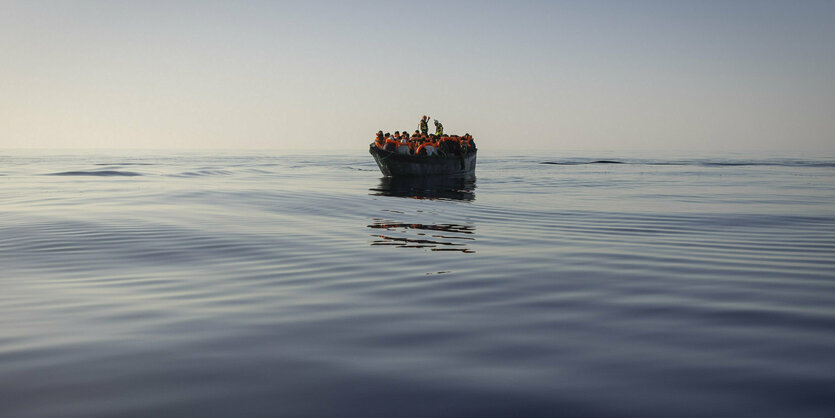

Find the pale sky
[[1, 0, 833, 152]]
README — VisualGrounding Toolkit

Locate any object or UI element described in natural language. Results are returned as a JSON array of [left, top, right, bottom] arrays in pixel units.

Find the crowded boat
[[373, 116, 476, 157]]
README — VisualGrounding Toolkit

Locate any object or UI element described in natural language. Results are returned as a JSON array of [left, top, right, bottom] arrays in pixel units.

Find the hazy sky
[[1, 0, 833, 152]]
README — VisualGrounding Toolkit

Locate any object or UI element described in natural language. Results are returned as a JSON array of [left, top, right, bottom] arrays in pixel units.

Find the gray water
[[1, 150, 834, 417]]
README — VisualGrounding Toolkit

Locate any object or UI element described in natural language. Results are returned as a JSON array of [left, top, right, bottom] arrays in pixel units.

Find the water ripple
[[46, 170, 143, 177], [1, 152, 834, 417]]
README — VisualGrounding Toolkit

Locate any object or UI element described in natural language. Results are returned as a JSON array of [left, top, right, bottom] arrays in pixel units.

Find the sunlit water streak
[[1, 150, 834, 417]]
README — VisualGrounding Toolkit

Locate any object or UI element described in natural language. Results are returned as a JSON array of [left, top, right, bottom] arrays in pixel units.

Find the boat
[[369, 143, 477, 177]]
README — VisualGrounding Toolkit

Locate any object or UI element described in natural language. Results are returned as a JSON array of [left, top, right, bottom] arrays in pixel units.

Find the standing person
[[434, 119, 444, 136], [419, 115, 429, 135]]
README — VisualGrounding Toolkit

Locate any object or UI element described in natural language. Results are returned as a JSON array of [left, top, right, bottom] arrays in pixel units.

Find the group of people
[[374, 116, 476, 156], [419, 115, 443, 136]]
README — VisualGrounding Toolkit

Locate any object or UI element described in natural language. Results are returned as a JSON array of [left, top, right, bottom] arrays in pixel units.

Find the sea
[[1, 149, 834, 417]]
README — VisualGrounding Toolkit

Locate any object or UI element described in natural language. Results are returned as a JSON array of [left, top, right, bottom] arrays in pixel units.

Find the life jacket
[[384, 138, 397, 152], [416, 141, 437, 156], [440, 136, 461, 154], [396, 139, 411, 154], [426, 143, 437, 156]]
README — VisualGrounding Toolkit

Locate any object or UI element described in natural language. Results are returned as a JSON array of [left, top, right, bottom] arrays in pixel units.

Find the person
[[434, 119, 444, 136], [462, 133, 476, 152], [396, 135, 411, 155], [375, 131, 384, 148], [419, 115, 429, 135], [383, 133, 396, 152], [443, 136, 461, 155], [416, 137, 437, 156]]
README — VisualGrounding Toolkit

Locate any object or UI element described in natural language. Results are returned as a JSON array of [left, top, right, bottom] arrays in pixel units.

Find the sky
[[1, 0, 833, 153]]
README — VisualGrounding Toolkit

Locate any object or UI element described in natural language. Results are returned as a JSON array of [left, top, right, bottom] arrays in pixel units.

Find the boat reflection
[[368, 176, 476, 253], [370, 176, 476, 201], [368, 219, 475, 253]]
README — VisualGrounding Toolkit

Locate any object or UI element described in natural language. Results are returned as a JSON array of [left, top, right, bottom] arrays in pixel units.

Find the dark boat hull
[[369, 145, 477, 177]]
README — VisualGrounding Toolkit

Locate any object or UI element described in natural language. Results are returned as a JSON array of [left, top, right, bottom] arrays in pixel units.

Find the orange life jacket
[[416, 141, 438, 155]]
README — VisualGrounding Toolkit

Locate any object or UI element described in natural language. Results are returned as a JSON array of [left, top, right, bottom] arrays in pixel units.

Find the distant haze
[[2, 1, 834, 152]]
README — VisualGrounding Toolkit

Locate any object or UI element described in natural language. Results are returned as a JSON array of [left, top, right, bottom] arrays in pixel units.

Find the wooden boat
[[369, 144, 477, 177]]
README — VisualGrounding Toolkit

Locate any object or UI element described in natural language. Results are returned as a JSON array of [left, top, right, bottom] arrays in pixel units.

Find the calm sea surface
[[1, 150, 834, 417]]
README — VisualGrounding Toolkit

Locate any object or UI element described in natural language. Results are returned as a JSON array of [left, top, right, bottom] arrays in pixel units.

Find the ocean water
[[1, 150, 834, 417]]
